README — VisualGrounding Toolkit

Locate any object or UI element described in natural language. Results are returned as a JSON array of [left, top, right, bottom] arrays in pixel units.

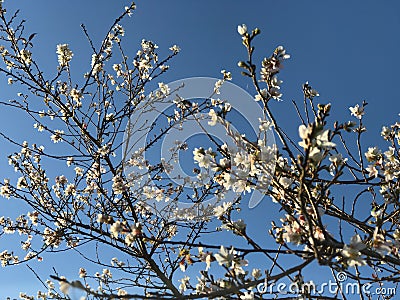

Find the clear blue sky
[[0, 0, 399, 298]]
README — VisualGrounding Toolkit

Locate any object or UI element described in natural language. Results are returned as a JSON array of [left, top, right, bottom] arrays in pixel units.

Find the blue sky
[[0, 0, 400, 298]]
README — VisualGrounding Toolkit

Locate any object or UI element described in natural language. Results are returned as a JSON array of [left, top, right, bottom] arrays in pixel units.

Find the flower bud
[[237, 24, 247, 36]]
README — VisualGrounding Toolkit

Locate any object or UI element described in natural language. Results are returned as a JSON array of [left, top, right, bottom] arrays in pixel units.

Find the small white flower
[[179, 276, 190, 292], [213, 202, 232, 217], [366, 165, 378, 178], [255, 88, 268, 101], [214, 246, 235, 266], [349, 104, 365, 119], [237, 24, 248, 36], [341, 234, 366, 267], [309, 147, 323, 162], [208, 109, 218, 126], [372, 228, 392, 257], [19, 49, 32, 65], [298, 124, 312, 148], [259, 118, 272, 131], [51, 130, 64, 143], [221, 69, 232, 81], [275, 45, 290, 60], [158, 82, 170, 96], [252, 268, 262, 279], [56, 44, 73, 67], [169, 44, 180, 54], [329, 153, 347, 167], [110, 221, 122, 238], [303, 81, 319, 98], [315, 129, 336, 148], [371, 208, 382, 218], [365, 147, 381, 162]]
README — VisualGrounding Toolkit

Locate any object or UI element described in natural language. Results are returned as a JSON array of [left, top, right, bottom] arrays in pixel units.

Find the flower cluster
[[298, 116, 336, 164], [56, 44, 73, 67]]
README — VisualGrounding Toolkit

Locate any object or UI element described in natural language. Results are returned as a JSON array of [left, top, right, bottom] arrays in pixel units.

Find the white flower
[[64, 183, 76, 196], [51, 130, 64, 143], [371, 208, 382, 219], [179, 276, 190, 292], [19, 49, 32, 65], [214, 79, 223, 94], [349, 104, 364, 119], [315, 129, 336, 148], [169, 44, 180, 54], [279, 176, 293, 189], [255, 88, 268, 101], [366, 165, 378, 178], [259, 118, 272, 131], [110, 221, 122, 238], [117, 288, 128, 296], [124, 5, 134, 17], [231, 180, 248, 193], [56, 44, 73, 67], [381, 126, 391, 139], [112, 175, 127, 194], [384, 147, 395, 161], [299, 125, 335, 153], [79, 268, 87, 278], [365, 146, 381, 162], [232, 257, 248, 275], [17, 177, 28, 189], [252, 268, 262, 279], [298, 124, 312, 149], [303, 81, 319, 98], [208, 109, 218, 126], [113, 24, 125, 36], [74, 167, 83, 176], [66, 157, 74, 166], [269, 86, 282, 101], [341, 234, 366, 267], [55, 175, 68, 186], [237, 24, 247, 36], [282, 222, 303, 245], [70, 88, 83, 103], [91, 53, 103, 74], [213, 202, 232, 217], [198, 247, 213, 271], [221, 69, 232, 81], [158, 82, 170, 96], [275, 45, 290, 60], [193, 147, 215, 168], [309, 147, 323, 162], [372, 228, 392, 257], [329, 153, 347, 167], [214, 246, 235, 266]]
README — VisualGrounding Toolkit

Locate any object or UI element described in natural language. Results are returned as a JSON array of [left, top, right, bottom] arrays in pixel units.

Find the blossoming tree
[[0, 2, 399, 299]]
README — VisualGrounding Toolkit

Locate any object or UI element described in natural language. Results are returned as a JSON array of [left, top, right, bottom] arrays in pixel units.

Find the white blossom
[[237, 24, 247, 36], [349, 104, 365, 119], [56, 44, 73, 67], [214, 246, 234, 266], [341, 234, 366, 267]]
